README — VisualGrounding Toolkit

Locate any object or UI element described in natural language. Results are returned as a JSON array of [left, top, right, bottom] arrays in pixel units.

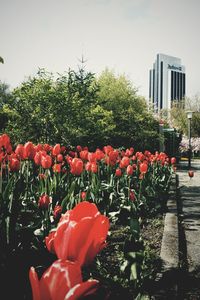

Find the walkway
[[152, 159, 200, 299], [176, 159, 200, 299]]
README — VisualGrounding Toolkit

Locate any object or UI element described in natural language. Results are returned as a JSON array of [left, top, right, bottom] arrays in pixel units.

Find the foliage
[[97, 69, 160, 151], [1, 67, 161, 152], [170, 98, 200, 137], [0, 81, 12, 131]]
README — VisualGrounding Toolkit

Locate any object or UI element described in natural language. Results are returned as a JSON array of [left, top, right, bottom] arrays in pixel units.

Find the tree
[[97, 69, 160, 151], [170, 97, 200, 137], [4, 67, 161, 152], [4, 67, 114, 148], [0, 81, 12, 132]]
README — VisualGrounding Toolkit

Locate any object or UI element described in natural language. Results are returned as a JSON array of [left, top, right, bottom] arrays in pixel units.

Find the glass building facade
[[149, 53, 186, 112]]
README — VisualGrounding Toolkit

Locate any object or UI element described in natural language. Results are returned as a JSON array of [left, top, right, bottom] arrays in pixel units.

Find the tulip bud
[[81, 191, 87, 200], [171, 157, 176, 164], [126, 165, 133, 176], [130, 190, 135, 201], [53, 205, 62, 219], [38, 194, 51, 209], [188, 170, 194, 178], [115, 168, 122, 177]]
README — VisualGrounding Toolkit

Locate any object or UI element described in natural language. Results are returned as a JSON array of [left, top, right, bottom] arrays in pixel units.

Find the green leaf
[[130, 261, 137, 281]]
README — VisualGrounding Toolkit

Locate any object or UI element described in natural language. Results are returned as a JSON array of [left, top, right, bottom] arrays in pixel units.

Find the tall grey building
[[149, 53, 186, 112]]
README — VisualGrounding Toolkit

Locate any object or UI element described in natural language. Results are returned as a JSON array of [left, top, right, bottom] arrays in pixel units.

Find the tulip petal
[[45, 230, 56, 253], [71, 201, 99, 221], [29, 267, 41, 300], [40, 260, 82, 300], [77, 215, 110, 266], [54, 220, 76, 260], [64, 280, 99, 300], [67, 217, 96, 262]]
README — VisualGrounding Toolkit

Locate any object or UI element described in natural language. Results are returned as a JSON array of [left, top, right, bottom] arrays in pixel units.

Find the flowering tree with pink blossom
[[179, 135, 200, 157]]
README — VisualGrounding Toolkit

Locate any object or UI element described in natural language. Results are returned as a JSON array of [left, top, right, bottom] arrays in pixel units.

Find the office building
[[149, 53, 186, 112]]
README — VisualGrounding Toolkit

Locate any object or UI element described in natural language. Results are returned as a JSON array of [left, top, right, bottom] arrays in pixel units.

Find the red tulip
[[70, 158, 84, 176], [95, 149, 105, 161], [29, 259, 99, 300], [115, 168, 122, 177], [15, 144, 24, 159], [139, 162, 148, 174], [81, 191, 87, 200], [76, 145, 82, 152], [108, 150, 119, 164], [119, 156, 130, 168], [0, 133, 11, 151], [52, 144, 61, 156], [45, 201, 109, 267], [129, 190, 135, 201], [88, 152, 97, 163], [38, 194, 51, 209], [52, 163, 62, 173], [69, 151, 76, 158], [126, 165, 133, 176], [91, 162, 98, 173], [34, 151, 43, 165], [41, 155, 52, 169], [171, 157, 176, 165], [56, 154, 63, 163], [79, 150, 88, 161], [9, 157, 20, 172], [188, 170, 194, 178], [45, 231, 56, 253], [53, 205, 62, 220], [103, 145, 113, 155], [35, 144, 43, 152], [85, 162, 92, 172], [44, 143, 52, 152], [23, 141, 35, 159]]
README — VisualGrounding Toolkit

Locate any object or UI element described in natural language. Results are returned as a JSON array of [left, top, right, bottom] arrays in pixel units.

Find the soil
[[83, 215, 164, 300]]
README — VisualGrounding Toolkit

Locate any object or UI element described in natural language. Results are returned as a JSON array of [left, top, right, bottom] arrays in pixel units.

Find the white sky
[[1, 0, 200, 99]]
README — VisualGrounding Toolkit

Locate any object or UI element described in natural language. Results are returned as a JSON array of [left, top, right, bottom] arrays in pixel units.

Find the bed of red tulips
[[0, 133, 176, 299]]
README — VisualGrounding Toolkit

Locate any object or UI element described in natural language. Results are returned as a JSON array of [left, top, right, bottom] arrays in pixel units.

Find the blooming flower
[[41, 155, 52, 169], [119, 156, 130, 168], [52, 144, 61, 156], [9, 157, 20, 172], [139, 162, 148, 174], [56, 154, 63, 163], [23, 141, 35, 159], [70, 158, 84, 176], [52, 163, 62, 173], [45, 201, 109, 267], [29, 259, 99, 300], [15, 144, 24, 159]]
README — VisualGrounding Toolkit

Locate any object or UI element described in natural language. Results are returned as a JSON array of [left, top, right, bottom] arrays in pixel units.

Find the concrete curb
[[160, 174, 179, 270], [160, 205, 179, 270]]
